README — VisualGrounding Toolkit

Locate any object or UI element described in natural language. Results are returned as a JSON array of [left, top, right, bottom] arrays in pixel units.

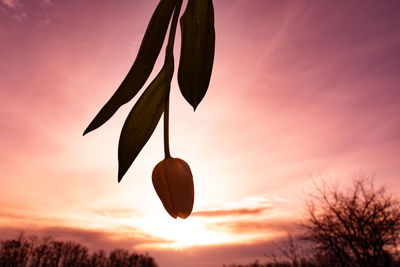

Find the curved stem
[[163, 0, 182, 159]]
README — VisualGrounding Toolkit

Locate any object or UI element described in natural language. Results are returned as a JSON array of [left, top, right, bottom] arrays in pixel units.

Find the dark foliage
[[225, 178, 400, 267], [303, 178, 400, 267], [0, 233, 157, 267]]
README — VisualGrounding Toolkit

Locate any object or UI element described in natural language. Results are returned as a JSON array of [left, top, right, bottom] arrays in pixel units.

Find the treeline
[[0, 234, 157, 267]]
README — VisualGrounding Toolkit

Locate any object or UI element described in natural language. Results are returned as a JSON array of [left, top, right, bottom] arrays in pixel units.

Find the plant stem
[[166, 0, 183, 56], [163, 0, 182, 159], [164, 93, 171, 158]]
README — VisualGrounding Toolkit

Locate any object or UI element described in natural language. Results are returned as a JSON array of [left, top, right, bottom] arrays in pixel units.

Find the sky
[[1, 0, 400, 266]]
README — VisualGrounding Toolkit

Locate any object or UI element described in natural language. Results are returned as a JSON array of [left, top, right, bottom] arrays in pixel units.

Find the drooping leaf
[[118, 54, 174, 182], [83, 0, 177, 136], [178, 0, 215, 110]]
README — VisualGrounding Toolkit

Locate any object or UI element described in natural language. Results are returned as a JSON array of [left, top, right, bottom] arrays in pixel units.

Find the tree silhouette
[[302, 178, 400, 267], [0, 234, 29, 267], [89, 249, 108, 267], [264, 233, 315, 267], [225, 178, 400, 267], [0, 234, 158, 267]]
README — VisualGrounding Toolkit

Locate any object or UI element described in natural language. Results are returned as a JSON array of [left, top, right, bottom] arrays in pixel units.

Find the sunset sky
[[1, 0, 400, 266]]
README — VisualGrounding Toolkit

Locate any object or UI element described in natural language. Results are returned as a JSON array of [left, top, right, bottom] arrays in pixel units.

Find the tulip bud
[[152, 157, 194, 219]]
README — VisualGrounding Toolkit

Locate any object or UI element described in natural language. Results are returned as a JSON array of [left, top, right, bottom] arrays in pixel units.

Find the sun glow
[[133, 216, 234, 249], [128, 197, 285, 250]]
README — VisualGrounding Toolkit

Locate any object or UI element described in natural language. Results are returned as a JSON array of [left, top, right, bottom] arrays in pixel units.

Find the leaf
[[83, 0, 177, 136], [178, 0, 215, 110], [117, 54, 174, 182]]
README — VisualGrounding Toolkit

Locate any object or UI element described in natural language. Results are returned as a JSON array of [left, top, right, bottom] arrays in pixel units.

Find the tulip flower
[[152, 157, 194, 219], [83, 0, 214, 219]]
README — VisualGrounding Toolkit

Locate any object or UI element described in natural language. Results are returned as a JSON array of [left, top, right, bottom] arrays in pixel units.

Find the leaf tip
[[83, 124, 94, 136], [118, 166, 126, 183]]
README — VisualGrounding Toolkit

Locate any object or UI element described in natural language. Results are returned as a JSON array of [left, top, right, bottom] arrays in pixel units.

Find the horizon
[[1, 0, 400, 266]]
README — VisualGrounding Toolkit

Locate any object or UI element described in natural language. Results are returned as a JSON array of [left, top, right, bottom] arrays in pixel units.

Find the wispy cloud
[[193, 196, 286, 218], [207, 219, 299, 235], [1, 0, 18, 9], [193, 207, 268, 217], [190, 199, 297, 237]]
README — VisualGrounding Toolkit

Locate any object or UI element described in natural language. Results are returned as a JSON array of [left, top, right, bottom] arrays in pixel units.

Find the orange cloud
[[206, 219, 299, 235], [192, 207, 268, 217]]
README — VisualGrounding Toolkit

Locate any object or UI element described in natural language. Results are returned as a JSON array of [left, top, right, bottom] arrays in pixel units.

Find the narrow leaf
[[83, 0, 177, 136], [118, 55, 174, 182], [178, 0, 215, 110]]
